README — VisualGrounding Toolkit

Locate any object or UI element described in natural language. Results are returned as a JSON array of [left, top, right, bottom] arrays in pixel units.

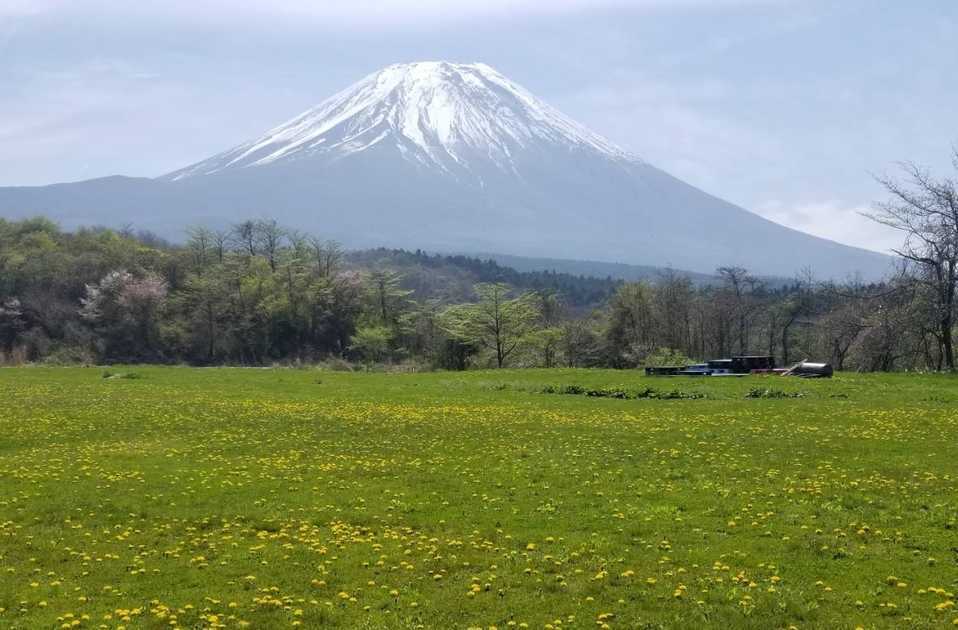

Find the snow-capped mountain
[[164, 62, 633, 181], [0, 61, 890, 279]]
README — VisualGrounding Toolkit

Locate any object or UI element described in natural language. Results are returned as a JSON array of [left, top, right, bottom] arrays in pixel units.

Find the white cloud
[[754, 199, 902, 254]]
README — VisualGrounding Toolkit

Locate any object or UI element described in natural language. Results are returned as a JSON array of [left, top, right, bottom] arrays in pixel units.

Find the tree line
[[1, 152, 956, 371]]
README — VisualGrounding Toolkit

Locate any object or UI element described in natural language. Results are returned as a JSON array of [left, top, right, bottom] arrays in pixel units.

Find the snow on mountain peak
[[165, 61, 636, 180]]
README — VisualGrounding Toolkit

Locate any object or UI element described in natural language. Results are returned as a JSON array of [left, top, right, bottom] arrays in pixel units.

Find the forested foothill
[[1, 154, 956, 371]]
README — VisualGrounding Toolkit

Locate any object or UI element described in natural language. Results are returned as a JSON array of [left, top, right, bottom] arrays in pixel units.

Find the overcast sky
[[2, 0, 956, 253]]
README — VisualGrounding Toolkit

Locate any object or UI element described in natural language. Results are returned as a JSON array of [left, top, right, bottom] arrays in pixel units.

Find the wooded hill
[[0, 215, 949, 371]]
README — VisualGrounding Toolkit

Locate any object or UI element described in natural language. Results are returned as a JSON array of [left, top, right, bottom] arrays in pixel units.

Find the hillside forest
[[0, 203, 953, 373]]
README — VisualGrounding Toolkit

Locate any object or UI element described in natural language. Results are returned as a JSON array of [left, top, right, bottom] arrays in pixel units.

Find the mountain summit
[[164, 61, 632, 181], [0, 61, 890, 278]]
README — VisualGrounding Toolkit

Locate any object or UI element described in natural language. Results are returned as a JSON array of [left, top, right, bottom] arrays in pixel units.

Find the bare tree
[[232, 220, 257, 257], [308, 237, 343, 277], [655, 269, 694, 356], [776, 268, 815, 365], [604, 282, 657, 366], [817, 291, 867, 371], [212, 230, 230, 263], [560, 318, 599, 367], [868, 153, 958, 369], [717, 266, 760, 354], [255, 219, 286, 272]]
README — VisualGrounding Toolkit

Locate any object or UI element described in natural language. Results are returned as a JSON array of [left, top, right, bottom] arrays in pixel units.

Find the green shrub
[[746, 388, 803, 399]]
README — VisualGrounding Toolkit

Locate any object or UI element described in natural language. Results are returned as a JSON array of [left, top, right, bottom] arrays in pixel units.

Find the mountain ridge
[[163, 61, 635, 181], [0, 61, 892, 280]]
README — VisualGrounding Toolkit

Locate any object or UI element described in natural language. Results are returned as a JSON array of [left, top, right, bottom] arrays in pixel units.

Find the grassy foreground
[[0, 368, 956, 629]]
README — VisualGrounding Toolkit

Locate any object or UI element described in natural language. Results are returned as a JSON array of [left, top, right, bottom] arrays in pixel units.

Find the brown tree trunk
[[942, 314, 955, 370]]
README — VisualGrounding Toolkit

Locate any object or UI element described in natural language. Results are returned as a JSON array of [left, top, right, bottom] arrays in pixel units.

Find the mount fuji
[[0, 61, 890, 278]]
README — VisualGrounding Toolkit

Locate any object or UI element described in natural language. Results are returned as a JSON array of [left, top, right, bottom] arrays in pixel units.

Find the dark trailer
[[731, 355, 776, 373], [645, 355, 778, 376]]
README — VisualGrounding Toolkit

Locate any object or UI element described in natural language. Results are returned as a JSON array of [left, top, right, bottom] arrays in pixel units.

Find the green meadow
[[0, 367, 956, 629]]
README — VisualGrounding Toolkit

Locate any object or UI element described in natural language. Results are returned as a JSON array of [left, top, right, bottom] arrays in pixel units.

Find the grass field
[[1, 367, 957, 629]]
